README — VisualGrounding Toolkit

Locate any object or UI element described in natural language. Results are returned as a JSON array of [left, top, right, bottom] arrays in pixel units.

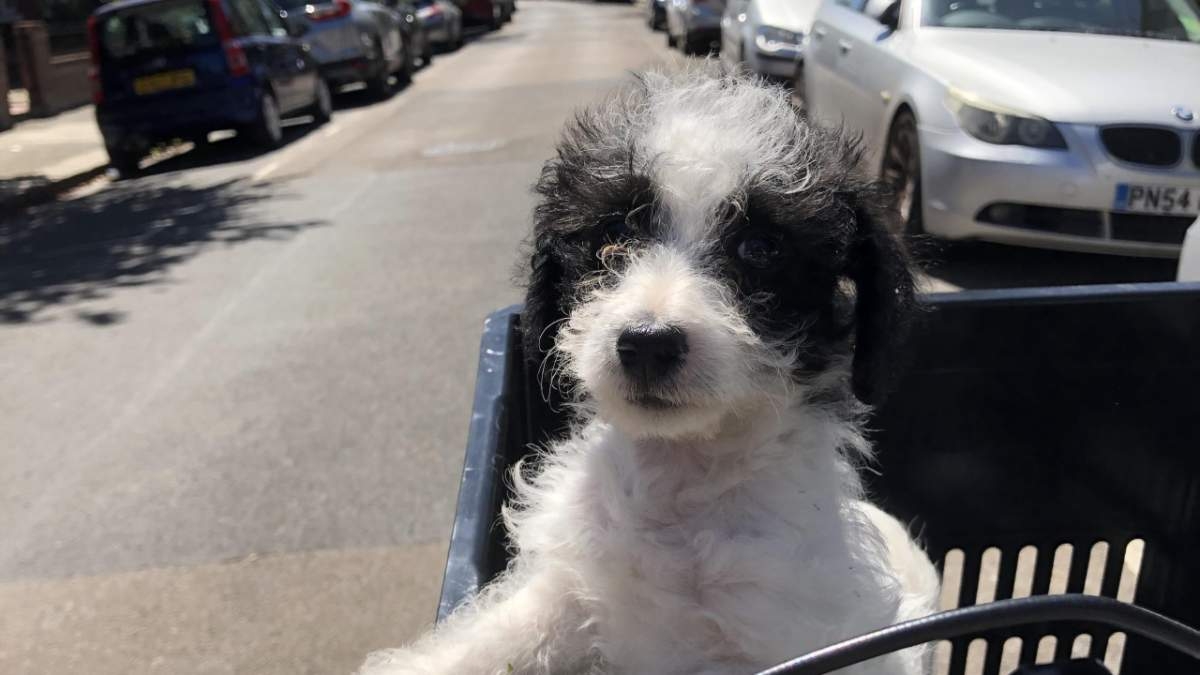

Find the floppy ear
[[846, 192, 917, 405], [520, 230, 566, 371]]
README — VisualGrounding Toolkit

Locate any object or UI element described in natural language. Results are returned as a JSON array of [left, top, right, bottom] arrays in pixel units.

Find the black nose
[[616, 325, 688, 381]]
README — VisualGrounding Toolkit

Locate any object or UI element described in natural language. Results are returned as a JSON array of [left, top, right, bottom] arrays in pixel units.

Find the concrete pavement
[[0, 104, 109, 214]]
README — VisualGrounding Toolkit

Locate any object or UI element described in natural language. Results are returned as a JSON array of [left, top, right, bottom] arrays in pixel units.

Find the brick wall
[[13, 21, 89, 117]]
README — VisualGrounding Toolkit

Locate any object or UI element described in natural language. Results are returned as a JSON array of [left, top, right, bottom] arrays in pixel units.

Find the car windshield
[[99, 0, 219, 59], [922, 0, 1200, 42]]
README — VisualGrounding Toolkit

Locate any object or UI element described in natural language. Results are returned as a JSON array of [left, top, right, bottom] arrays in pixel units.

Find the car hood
[[910, 29, 1200, 125], [755, 0, 821, 34]]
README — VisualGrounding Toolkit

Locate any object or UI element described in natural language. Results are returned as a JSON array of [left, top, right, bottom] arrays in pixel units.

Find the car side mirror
[[877, 0, 901, 32]]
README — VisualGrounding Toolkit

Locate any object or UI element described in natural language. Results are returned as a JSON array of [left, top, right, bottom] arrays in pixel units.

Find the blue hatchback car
[[90, 0, 333, 173]]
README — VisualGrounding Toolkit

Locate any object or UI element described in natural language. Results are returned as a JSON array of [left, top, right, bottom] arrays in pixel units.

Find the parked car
[[90, 0, 332, 174], [388, 0, 436, 66], [666, 0, 725, 54], [801, 0, 1200, 256], [720, 0, 815, 79], [414, 0, 464, 51], [275, 0, 417, 98], [461, 0, 513, 29], [647, 0, 667, 30]]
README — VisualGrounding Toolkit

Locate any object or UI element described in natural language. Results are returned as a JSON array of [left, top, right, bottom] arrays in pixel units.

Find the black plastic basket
[[437, 282, 1200, 674]]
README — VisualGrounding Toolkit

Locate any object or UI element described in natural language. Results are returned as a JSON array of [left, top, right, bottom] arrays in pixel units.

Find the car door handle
[[838, 39, 853, 54], [813, 27, 827, 39]]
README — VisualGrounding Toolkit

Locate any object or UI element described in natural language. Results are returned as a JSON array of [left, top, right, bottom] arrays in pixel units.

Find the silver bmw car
[[802, 0, 1200, 257]]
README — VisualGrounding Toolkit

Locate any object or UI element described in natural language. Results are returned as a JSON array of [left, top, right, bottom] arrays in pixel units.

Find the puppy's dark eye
[[736, 233, 782, 269], [599, 214, 629, 242]]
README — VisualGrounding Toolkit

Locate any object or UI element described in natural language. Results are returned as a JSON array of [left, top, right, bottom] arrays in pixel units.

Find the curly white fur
[[360, 65, 938, 675]]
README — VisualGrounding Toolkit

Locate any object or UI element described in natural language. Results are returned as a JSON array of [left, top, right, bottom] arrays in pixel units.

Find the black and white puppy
[[363, 64, 939, 675]]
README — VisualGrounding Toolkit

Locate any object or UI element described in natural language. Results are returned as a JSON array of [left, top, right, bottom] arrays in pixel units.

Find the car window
[[227, 0, 274, 35], [98, 0, 218, 60], [255, 0, 292, 36], [835, 0, 870, 12], [923, 0, 1200, 41]]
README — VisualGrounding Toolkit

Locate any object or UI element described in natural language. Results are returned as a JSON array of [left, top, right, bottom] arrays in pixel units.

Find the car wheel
[[107, 146, 141, 176], [680, 30, 697, 55], [791, 61, 807, 114], [247, 90, 284, 149], [882, 111, 924, 235], [422, 36, 434, 65], [366, 39, 395, 99], [310, 77, 333, 125], [395, 39, 414, 86]]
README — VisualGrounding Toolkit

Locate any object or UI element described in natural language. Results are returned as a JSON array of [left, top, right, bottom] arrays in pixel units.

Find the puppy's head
[[523, 66, 914, 440]]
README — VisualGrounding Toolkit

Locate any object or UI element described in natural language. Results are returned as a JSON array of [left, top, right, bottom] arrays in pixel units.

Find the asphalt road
[[0, 3, 1179, 674]]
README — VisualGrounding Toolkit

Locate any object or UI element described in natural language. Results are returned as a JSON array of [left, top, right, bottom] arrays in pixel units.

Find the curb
[[0, 156, 109, 219]]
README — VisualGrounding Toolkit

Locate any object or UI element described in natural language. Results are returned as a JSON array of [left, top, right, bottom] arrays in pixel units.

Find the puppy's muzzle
[[616, 324, 688, 389]]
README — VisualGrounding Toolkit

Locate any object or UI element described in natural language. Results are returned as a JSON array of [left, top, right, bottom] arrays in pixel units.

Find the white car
[[801, 0, 1200, 257], [720, 0, 819, 79]]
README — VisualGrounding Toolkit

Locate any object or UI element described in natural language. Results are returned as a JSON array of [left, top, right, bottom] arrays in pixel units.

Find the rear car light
[[417, 4, 444, 19], [86, 15, 103, 104], [207, 0, 250, 77], [309, 0, 353, 21]]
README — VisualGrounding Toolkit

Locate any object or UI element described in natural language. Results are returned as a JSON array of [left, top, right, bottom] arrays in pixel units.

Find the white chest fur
[[506, 409, 912, 675]]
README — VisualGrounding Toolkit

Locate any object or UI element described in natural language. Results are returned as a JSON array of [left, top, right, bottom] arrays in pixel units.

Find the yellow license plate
[[133, 69, 196, 95]]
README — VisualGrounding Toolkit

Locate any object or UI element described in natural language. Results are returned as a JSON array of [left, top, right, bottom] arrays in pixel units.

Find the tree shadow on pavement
[[921, 240, 1179, 290], [0, 178, 325, 325]]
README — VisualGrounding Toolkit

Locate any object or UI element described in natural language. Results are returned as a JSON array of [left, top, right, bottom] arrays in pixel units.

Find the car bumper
[[919, 123, 1194, 258], [461, 0, 497, 23], [96, 78, 260, 146], [423, 21, 453, 43], [751, 48, 800, 79], [321, 56, 384, 86]]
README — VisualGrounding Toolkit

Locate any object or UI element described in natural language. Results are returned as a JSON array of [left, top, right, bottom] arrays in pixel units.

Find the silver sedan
[[802, 0, 1200, 257]]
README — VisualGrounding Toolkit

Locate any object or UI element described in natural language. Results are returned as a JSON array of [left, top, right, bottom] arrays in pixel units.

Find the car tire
[[366, 39, 395, 100], [107, 146, 141, 176], [680, 30, 696, 55], [310, 77, 333, 125], [882, 110, 925, 235], [422, 36, 434, 65], [247, 90, 284, 149], [395, 39, 414, 87], [791, 61, 807, 115]]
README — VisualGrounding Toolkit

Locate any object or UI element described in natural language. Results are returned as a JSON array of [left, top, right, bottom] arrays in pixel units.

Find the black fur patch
[[520, 70, 915, 406]]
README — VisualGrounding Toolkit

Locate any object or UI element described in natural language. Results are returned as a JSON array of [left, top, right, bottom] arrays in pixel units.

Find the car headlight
[[947, 89, 1066, 149], [755, 25, 803, 54]]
